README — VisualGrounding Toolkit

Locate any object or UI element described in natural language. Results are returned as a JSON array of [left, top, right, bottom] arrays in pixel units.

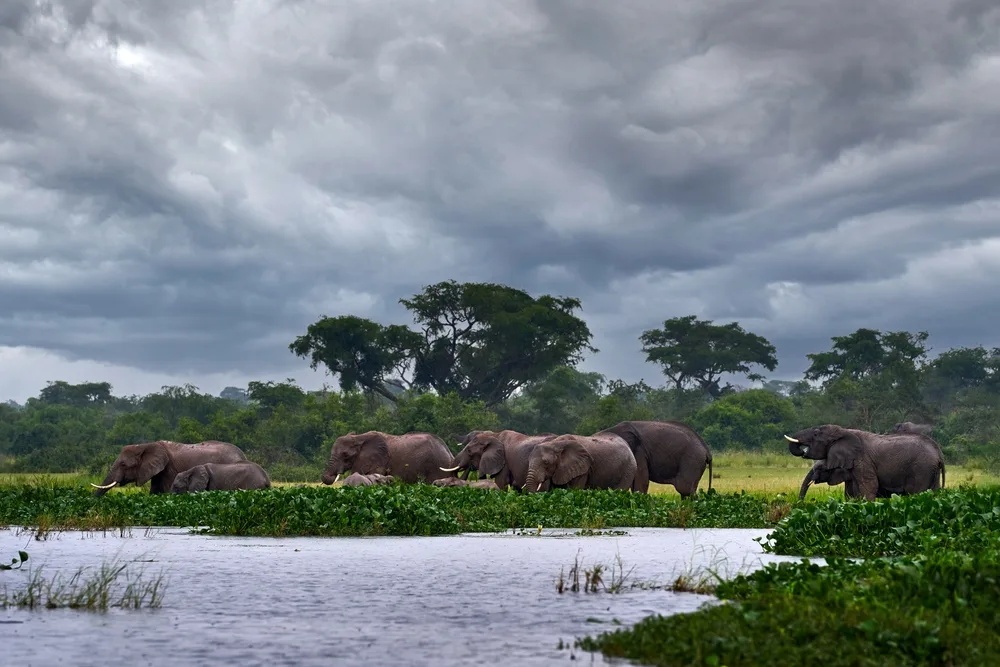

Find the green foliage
[[761, 487, 1000, 557], [289, 314, 420, 403], [0, 486, 792, 536], [402, 280, 597, 406], [688, 390, 796, 451], [580, 486, 1000, 666], [290, 280, 596, 408], [5, 316, 1000, 479], [640, 315, 778, 397]]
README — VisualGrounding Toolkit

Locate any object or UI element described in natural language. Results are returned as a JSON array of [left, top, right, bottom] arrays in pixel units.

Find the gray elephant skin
[[442, 430, 558, 490], [170, 462, 271, 493], [321, 431, 455, 485], [431, 477, 501, 490], [785, 424, 945, 500], [799, 459, 911, 500], [92, 440, 248, 495], [597, 420, 713, 496], [891, 421, 934, 435], [523, 433, 636, 492], [799, 459, 858, 500], [339, 472, 396, 487]]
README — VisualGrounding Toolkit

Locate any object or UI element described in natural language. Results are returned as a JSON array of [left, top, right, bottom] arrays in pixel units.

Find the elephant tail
[[706, 453, 713, 493]]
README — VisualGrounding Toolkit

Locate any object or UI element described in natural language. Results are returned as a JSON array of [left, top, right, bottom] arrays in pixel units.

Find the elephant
[[597, 420, 713, 496], [523, 433, 637, 493], [170, 462, 271, 493], [431, 477, 501, 490], [798, 459, 858, 500], [432, 477, 470, 488], [785, 424, 946, 501], [891, 421, 934, 436], [321, 431, 455, 485], [92, 440, 248, 495], [441, 430, 558, 490], [340, 472, 396, 487]]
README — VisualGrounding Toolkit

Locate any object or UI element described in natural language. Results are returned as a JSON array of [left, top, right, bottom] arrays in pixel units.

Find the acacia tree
[[803, 328, 930, 428], [640, 315, 778, 398], [290, 280, 596, 406]]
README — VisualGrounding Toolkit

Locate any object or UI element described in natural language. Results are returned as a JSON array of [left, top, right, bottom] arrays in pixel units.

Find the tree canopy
[[640, 315, 778, 398], [290, 280, 596, 406]]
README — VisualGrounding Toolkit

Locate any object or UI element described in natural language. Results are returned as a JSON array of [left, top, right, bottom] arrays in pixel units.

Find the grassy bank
[[0, 484, 797, 536], [578, 485, 1000, 666]]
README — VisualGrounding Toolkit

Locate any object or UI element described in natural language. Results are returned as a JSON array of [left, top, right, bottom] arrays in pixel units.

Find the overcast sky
[[1, 1, 999, 402]]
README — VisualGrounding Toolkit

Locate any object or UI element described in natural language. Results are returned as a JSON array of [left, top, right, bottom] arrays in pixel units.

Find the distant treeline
[[3, 280, 1000, 479]]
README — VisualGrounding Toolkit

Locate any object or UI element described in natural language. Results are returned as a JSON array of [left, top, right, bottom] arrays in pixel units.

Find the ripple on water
[[0, 527, 804, 666]]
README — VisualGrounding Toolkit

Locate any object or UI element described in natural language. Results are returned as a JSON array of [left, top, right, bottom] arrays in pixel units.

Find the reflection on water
[[0, 526, 803, 666]]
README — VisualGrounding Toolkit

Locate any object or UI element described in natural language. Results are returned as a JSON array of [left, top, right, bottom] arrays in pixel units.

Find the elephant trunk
[[439, 451, 470, 475], [798, 470, 814, 500], [321, 457, 345, 485], [784, 435, 807, 457], [91, 471, 119, 496], [523, 466, 544, 493]]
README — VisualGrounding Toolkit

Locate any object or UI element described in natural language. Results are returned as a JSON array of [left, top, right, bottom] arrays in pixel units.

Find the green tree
[[689, 389, 797, 451], [247, 379, 307, 417], [291, 280, 596, 406], [500, 366, 605, 434], [803, 328, 930, 430], [640, 315, 778, 398], [921, 346, 1000, 413], [289, 315, 421, 403], [35, 381, 113, 408]]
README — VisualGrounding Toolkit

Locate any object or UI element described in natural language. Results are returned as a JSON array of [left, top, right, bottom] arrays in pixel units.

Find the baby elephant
[[432, 478, 500, 490], [170, 462, 271, 493], [340, 472, 395, 487]]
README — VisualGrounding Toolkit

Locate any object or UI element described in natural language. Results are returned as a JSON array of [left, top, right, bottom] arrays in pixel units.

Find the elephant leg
[[631, 454, 650, 493], [856, 475, 878, 501]]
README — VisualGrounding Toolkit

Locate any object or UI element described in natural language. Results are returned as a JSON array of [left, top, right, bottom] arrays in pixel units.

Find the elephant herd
[[319, 421, 715, 497], [88, 419, 946, 503]]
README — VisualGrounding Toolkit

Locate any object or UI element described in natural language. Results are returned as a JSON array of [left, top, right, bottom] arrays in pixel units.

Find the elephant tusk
[[439, 465, 462, 472], [332, 473, 342, 485], [537, 482, 543, 491], [783, 435, 800, 443], [90, 481, 117, 489]]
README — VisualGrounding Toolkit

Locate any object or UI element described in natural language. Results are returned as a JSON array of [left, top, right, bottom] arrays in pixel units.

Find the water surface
[[1, 527, 803, 666]]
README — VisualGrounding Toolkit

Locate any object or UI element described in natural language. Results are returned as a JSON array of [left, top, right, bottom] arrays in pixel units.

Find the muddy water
[[0, 527, 805, 666]]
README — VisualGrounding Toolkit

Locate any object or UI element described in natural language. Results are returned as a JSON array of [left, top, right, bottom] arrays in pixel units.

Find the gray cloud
[[1, 0, 999, 400]]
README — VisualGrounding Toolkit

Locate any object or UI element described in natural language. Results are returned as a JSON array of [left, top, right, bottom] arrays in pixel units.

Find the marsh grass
[[1, 556, 166, 610], [556, 543, 749, 597]]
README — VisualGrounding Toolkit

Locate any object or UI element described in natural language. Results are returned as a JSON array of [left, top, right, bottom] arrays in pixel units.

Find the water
[[0, 526, 805, 666]]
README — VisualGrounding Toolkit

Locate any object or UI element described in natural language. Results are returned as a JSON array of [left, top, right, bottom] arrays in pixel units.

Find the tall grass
[[1, 557, 165, 610]]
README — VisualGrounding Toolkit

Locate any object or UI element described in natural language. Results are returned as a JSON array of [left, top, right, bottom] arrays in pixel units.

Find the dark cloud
[[1, 0, 999, 400]]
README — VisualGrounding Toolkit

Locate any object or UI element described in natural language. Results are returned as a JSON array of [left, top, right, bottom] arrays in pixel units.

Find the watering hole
[[0, 527, 807, 666]]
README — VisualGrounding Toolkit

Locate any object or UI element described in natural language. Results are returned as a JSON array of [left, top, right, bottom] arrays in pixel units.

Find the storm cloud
[[1, 0, 999, 401]]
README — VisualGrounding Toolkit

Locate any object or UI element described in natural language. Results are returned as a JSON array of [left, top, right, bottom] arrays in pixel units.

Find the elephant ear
[[827, 429, 863, 471], [187, 466, 210, 492], [355, 433, 390, 474], [478, 438, 506, 477], [553, 440, 593, 486], [135, 444, 170, 486]]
